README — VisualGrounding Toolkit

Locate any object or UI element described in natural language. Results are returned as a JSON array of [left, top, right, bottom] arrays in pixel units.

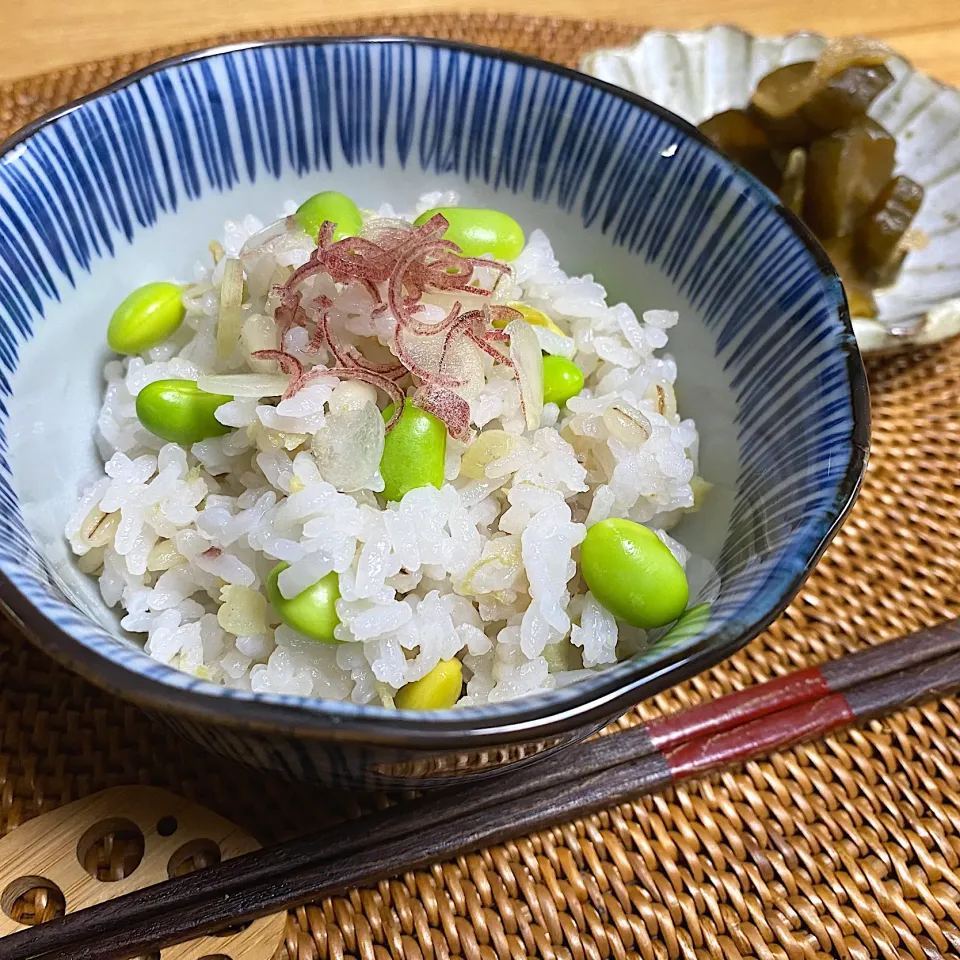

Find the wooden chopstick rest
[[0, 785, 284, 960]]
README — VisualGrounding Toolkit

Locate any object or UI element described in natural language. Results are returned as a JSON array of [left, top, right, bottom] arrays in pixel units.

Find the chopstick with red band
[[646, 617, 960, 752]]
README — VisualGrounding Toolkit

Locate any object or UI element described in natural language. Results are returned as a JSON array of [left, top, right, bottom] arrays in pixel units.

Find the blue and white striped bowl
[[0, 38, 869, 788]]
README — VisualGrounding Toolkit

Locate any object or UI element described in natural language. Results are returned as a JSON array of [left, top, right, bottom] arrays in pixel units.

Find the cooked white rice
[[65, 192, 703, 707]]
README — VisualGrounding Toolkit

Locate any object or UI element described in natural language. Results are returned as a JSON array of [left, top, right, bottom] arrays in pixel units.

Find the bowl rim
[[0, 34, 870, 749]]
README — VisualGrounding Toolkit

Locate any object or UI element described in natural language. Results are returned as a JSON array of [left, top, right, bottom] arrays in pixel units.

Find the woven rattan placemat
[[2, 14, 960, 960]]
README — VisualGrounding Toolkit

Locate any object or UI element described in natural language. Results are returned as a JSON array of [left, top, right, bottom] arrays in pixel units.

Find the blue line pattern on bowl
[[0, 39, 867, 743]]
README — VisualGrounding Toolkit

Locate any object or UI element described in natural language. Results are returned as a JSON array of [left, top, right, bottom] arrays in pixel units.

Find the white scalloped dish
[[581, 26, 960, 354]]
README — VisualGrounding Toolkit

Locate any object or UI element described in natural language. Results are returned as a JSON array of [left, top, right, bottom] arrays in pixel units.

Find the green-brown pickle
[[803, 118, 895, 238], [749, 63, 818, 144], [822, 237, 879, 319], [750, 61, 893, 145], [801, 63, 894, 133], [697, 110, 781, 189], [854, 175, 925, 284], [698, 39, 923, 318]]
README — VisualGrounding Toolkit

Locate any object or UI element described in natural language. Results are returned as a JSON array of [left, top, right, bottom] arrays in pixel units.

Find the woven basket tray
[[3, 14, 960, 960]]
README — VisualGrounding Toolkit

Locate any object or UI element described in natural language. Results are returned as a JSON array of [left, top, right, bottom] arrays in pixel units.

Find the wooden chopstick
[[2, 618, 958, 960]]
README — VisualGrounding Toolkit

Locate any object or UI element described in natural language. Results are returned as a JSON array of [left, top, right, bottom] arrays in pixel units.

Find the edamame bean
[[542, 356, 584, 407], [396, 659, 463, 710], [660, 602, 711, 645], [135, 379, 232, 445], [379, 403, 446, 502], [267, 562, 341, 643], [413, 207, 524, 261], [107, 282, 185, 355], [296, 191, 363, 242], [579, 518, 689, 628]]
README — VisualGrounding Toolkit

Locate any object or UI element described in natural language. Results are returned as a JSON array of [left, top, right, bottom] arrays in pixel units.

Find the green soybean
[[413, 207, 525, 261], [660, 602, 711, 646], [579, 518, 689, 629], [135, 379, 232, 445], [379, 403, 447, 502], [396, 659, 463, 710], [107, 282, 185, 355], [296, 191, 363, 242], [542, 355, 584, 407], [267, 562, 341, 643]]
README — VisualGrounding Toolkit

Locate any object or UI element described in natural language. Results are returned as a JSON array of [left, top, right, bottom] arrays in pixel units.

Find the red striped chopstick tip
[[646, 620, 960, 756], [646, 666, 830, 751], [664, 692, 854, 779]]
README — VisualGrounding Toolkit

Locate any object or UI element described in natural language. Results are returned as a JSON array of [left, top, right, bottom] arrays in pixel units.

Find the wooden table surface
[[2, 0, 959, 86]]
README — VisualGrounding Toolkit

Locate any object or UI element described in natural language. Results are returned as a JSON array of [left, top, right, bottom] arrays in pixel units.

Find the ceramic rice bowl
[[0, 38, 868, 788]]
